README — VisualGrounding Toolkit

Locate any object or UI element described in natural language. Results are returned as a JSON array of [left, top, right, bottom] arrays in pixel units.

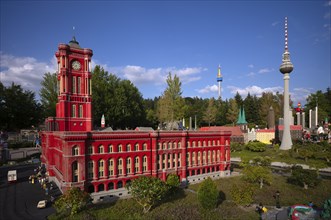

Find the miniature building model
[[41, 38, 232, 201]]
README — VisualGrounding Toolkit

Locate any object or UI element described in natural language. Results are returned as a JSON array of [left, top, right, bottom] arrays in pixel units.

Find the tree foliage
[[304, 88, 331, 125], [241, 156, 272, 189], [203, 97, 218, 126], [0, 82, 42, 131], [39, 72, 58, 117], [54, 187, 91, 216], [246, 141, 267, 152], [126, 176, 169, 213], [166, 173, 180, 189], [156, 72, 184, 124], [92, 65, 146, 129], [287, 165, 320, 189], [197, 177, 219, 210], [226, 98, 238, 125], [230, 184, 254, 206]]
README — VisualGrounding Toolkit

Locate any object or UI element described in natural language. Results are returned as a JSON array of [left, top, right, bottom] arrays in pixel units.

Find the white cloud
[[0, 52, 57, 98], [290, 88, 312, 104], [247, 72, 256, 77], [248, 64, 254, 68], [109, 65, 205, 86], [324, 1, 331, 6], [258, 68, 274, 74], [227, 85, 283, 98], [197, 85, 219, 94]]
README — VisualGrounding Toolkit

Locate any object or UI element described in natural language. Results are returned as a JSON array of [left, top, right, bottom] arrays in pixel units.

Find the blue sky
[[1, 1, 330, 105]]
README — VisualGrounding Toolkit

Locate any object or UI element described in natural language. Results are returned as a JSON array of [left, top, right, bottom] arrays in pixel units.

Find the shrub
[[166, 173, 180, 188], [230, 184, 254, 206], [287, 165, 320, 189], [54, 187, 91, 216], [230, 142, 245, 152], [246, 141, 266, 152], [197, 177, 219, 210]]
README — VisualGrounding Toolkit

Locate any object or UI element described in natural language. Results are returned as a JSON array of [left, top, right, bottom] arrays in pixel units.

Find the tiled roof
[[200, 126, 243, 136]]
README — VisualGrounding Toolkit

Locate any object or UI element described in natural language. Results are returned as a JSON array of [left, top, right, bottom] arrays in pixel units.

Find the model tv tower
[[217, 65, 223, 99], [279, 17, 294, 150]]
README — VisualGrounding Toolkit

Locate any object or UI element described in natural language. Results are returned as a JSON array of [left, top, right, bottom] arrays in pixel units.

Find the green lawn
[[49, 175, 331, 220], [231, 147, 330, 168]]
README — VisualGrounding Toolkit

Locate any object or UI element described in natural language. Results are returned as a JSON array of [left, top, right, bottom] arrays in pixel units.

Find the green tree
[[126, 176, 169, 213], [0, 82, 42, 131], [244, 93, 260, 124], [287, 165, 320, 189], [234, 92, 243, 107], [157, 72, 184, 124], [166, 173, 180, 188], [304, 88, 331, 125], [203, 98, 218, 126], [197, 177, 219, 210], [39, 72, 58, 117], [54, 187, 90, 216], [241, 156, 272, 189], [92, 65, 146, 129], [230, 184, 254, 206], [226, 98, 238, 125]]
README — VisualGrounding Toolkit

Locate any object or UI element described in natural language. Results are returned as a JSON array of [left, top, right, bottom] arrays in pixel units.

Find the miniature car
[[37, 200, 47, 209]]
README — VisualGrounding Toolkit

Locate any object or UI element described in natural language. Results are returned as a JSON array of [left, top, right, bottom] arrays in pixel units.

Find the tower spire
[[284, 17, 288, 52]]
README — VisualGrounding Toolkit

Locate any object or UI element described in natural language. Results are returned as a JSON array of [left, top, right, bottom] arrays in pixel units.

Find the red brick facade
[[41, 39, 231, 200]]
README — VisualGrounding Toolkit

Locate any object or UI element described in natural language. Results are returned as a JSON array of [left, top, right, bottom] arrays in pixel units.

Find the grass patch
[[231, 147, 330, 168], [49, 175, 331, 220]]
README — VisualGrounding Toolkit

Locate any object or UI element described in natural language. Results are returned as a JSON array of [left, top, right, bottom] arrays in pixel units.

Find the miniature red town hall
[[41, 38, 231, 201]]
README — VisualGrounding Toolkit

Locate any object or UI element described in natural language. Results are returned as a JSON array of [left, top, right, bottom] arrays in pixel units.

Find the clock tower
[[50, 36, 93, 131]]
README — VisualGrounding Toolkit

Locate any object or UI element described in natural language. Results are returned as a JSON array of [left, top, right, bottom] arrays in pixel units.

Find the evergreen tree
[[234, 92, 243, 107], [304, 89, 330, 125], [203, 98, 217, 126], [157, 72, 184, 124], [226, 98, 238, 125]]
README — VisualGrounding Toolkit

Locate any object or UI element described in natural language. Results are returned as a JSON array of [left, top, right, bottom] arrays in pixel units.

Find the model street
[[0, 164, 57, 220]]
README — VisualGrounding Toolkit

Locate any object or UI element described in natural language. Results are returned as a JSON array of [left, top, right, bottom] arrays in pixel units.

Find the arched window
[[187, 152, 190, 166], [87, 160, 93, 179], [126, 144, 131, 152], [88, 145, 93, 154], [198, 152, 201, 164], [98, 160, 104, 177], [98, 145, 104, 154], [72, 146, 79, 156], [134, 143, 139, 151], [212, 140, 215, 146], [117, 181, 123, 188], [126, 157, 131, 174], [187, 142, 190, 148], [163, 143, 166, 149], [192, 152, 196, 165], [108, 182, 114, 190], [208, 140, 211, 146], [193, 141, 196, 147], [98, 184, 104, 192], [225, 140, 229, 146], [217, 150, 220, 162], [208, 151, 211, 164], [143, 156, 147, 172], [143, 143, 147, 151], [203, 151, 206, 164], [109, 144, 113, 153], [118, 158, 123, 175], [173, 142, 177, 149], [108, 159, 114, 176], [203, 141, 206, 146], [168, 142, 171, 149], [178, 142, 181, 148], [158, 143, 161, 149], [118, 144, 122, 152], [213, 150, 216, 162], [72, 161, 78, 182], [135, 156, 140, 173]]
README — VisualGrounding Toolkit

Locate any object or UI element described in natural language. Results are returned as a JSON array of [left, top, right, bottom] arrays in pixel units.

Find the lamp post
[[275, 190, 281, 209]]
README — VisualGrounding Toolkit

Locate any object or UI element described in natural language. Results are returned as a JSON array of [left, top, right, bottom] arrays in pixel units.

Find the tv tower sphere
[[279, 17, 294, 150]]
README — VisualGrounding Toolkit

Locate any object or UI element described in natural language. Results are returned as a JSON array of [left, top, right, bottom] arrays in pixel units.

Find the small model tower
[[279, 17, 294, 150], [217, 65, 223, 100]]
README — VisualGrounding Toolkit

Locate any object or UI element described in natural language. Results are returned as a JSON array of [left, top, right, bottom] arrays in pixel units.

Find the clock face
[[72, 61, 81, 70]]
